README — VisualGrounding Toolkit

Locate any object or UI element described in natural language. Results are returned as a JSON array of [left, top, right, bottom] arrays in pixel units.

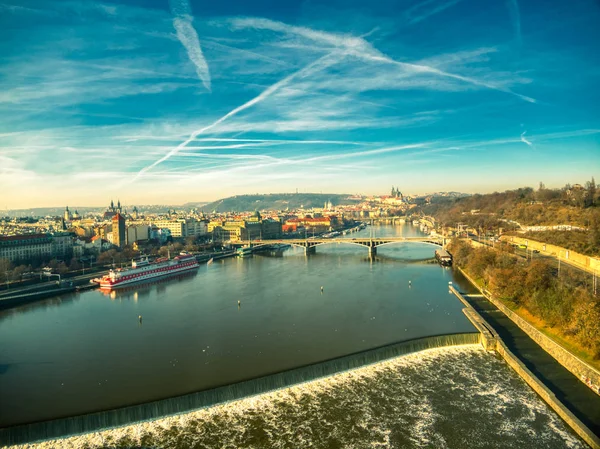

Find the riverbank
[[451, 276, 600, 448], [0, 251, 236, 311], [448, 238, 600, 370]]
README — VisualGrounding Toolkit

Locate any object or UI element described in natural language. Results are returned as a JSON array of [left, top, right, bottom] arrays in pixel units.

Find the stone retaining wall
[[449, 284, 600, 449], [458, 267, 600, 396], [500, 235, 600, 274], [495, 341, 600, 449]]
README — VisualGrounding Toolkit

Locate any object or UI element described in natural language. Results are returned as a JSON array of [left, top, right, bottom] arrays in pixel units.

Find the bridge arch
[[311, 240, 372, 249], [375, 240, 443, 249]]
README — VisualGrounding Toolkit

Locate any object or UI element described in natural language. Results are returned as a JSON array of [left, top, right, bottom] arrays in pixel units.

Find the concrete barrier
[[458, 267, 600, 397], [0, 287, 77, 310]]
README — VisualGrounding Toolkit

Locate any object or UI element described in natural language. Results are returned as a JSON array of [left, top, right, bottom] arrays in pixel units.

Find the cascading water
[[1, 333, 479, 445], [4, 344, 585, 449]]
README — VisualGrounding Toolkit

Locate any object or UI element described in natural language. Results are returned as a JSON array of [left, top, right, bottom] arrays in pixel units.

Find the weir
[[0, 333, 479, 446]]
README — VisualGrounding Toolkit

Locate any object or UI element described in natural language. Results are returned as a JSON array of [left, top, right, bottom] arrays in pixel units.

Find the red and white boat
[[99, 253, 199, 290]]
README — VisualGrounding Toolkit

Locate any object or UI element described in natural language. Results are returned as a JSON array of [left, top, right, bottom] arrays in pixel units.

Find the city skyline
[[1, 0, 599, 208]]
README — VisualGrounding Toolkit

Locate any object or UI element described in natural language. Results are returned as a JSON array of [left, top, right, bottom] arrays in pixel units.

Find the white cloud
[[169, 0, 211, 91]]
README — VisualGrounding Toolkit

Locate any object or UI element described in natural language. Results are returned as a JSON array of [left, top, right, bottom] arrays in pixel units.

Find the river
[[0, 224, 586, 448]]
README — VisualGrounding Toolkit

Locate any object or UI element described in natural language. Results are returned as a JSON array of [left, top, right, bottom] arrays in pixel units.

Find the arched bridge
[[233, 236, 446, 257]]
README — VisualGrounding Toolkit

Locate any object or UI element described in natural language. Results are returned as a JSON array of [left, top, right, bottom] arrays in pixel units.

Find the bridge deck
[[233, 237, 443, 246]]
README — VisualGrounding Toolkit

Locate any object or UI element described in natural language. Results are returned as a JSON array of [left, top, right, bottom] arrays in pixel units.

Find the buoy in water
[[238, 300, 241, 307], [138, 315, 142, 323], [320, 286, 324, 293]]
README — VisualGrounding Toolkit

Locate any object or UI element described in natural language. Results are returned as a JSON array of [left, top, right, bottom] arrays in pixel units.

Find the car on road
[[533, 249, 540, 254], [518, 244, 527, 249]]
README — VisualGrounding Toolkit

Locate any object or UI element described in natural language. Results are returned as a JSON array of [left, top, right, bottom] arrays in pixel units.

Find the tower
[[64, 206, 71, 221], [110, 199, 115, 212], [112, 213, 126, 248], [117, 199, 122, 213], [391, 186, 396, 197]]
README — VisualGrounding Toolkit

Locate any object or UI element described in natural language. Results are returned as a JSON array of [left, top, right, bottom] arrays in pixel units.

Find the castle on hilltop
[[391, 186, 403, 199]]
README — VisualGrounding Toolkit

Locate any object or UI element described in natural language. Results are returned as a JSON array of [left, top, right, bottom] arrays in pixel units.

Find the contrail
[[520, 131, 533, 147], [365, 53, 536, 103], [231, 17, 536, 103], [506, 0, 522, 45], [169, 0, 211, 91], [131, 52, 341, 182], [406, 0, 464, 25]]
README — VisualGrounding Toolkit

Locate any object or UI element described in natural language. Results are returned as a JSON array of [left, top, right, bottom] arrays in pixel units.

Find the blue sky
[[1, 0, 599, 208]]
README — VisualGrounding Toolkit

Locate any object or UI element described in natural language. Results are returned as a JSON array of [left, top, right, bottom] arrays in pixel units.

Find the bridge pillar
[[368, 246, 377, 258], [305, 245, 316, 255]]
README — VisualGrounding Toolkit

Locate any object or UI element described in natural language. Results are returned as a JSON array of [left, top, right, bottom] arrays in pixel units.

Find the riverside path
[[457, 289, 600, 439]]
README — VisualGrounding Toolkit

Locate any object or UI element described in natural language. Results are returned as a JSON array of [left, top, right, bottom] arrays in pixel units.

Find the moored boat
[[99, 253, 199, 289], [435, 248, 453, 266], [237, 247, 253, 258]]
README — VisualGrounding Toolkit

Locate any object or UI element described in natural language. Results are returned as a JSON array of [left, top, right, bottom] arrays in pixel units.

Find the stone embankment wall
[[458, 267, 600, 397], [495, 340, 600, 449], [450, 285, 600, 449], [500, 235, 600, 274]]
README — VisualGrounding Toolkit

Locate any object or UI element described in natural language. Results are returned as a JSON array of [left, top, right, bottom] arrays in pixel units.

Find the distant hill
[[2, 207, 102, 218], [423, 192, 471, 199], [200, 193, 360, 213], [418, 180, 599, 228], [1, 204, 198, 218]]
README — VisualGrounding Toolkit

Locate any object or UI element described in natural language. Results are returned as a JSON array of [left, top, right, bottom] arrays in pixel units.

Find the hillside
[[419, 180, 599, 228], [200, 193, 360, 213]]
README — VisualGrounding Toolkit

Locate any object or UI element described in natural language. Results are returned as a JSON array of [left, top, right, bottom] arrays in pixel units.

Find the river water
[[0, 224, 586, 447]]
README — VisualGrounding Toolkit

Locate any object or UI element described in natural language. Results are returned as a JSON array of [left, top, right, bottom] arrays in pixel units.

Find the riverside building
[[0, 232, 75, 263], [150, 218, 208, 238]]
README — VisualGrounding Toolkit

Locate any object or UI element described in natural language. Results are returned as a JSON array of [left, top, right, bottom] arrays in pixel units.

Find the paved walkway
[[462, 293, 600, 438]]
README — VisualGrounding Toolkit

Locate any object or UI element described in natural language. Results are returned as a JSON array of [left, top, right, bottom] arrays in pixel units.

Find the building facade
[[151, 219, 207, 238], [51, 232, 74, 259], [126, 224, 150, 244], [112, 213, 126, 248], [211, 218, 280, 242], [0, 234, 53, 263]]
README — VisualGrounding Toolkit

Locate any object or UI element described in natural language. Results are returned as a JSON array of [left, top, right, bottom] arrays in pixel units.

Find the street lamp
[[558, 250, 563, 276]]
